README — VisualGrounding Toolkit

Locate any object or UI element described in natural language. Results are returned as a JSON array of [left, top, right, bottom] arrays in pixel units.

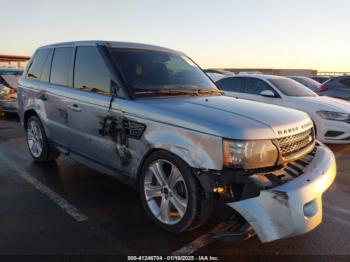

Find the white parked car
[[204, 69, 234, 82], [216, 74, 350, 144]]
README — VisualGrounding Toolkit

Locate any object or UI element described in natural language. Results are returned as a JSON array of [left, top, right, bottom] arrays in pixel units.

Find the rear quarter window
[[26, 49, 50, 80]]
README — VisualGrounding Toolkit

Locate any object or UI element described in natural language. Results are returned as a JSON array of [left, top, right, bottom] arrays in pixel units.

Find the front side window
[[216, 77, 244, 92], [245, 78, 274, 95], [50, 47, 73, 86], [268, 78, 317, 97], [74, 47, 111, 94], [109, 48, 217, 96], [26, 49, 50, 80]]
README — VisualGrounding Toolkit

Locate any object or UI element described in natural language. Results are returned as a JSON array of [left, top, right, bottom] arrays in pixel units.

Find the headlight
[[223, 139, 278, 169], [317, 110, 349, 121]]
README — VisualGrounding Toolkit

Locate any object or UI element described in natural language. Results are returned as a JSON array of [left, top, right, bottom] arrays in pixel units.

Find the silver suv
[[18, 41, 336, 242]]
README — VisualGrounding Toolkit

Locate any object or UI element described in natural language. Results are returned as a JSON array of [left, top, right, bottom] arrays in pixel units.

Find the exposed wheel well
[[23, 110, 39, 129], [136, 149, 166, 183]]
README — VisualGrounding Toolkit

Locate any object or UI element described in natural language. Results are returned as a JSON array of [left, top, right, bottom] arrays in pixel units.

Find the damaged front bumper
[[226, 144, 336, 243]]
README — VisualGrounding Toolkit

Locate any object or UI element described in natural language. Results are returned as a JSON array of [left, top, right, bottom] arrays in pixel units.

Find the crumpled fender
[[144, 125, 223, 170]]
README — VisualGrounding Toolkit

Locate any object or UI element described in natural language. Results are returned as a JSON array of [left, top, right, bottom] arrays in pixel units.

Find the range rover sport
[[18, 41, 336, 242]]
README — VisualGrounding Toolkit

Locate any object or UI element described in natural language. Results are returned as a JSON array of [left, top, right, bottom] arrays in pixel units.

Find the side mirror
[[260, 90, 276, 98]]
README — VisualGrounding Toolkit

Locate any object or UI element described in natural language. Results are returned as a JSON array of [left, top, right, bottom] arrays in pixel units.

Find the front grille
[[277, 128, 314, 158]]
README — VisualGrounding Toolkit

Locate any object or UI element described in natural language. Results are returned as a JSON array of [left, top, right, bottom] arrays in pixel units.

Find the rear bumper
[[226, 145, 336, 242]]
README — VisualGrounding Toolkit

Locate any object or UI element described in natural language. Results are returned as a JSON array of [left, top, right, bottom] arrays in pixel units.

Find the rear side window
[[245, 78, 273, 95], [50, 47, 73, 86], [216, 77, 244, 92], [26, 49, 50, 80], [74, 47, 111, 94], [340, 78, 350, 88]]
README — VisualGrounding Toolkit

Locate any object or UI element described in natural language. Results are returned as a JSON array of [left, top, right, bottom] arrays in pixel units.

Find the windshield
[[290, 77, 321, 91], [109, 48, 217, 95], [268, 78, 317, 97]]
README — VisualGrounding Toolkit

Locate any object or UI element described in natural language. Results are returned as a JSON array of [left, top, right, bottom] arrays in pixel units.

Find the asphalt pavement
[[0, 114, 349, 258]]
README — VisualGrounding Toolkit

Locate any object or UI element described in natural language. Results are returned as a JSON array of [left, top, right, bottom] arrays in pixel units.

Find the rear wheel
[[26, 116, 60, 162], [139, 151, 211, 233]]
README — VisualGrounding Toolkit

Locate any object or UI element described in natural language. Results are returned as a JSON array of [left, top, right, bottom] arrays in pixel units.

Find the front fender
[[144, 127, 223, 170]]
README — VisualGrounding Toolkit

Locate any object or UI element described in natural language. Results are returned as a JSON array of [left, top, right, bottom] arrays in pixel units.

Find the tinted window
[[340, 78, 350, 87], [268, 78, 316, 97], [110, 48, 217, 92], [245, 78, 273, 95], [50, 47, 73, 86], [74, 47, 111, 94], [216, 77, 243, 92], [26, 49, 50, 80], [40, 49, 53, 82]]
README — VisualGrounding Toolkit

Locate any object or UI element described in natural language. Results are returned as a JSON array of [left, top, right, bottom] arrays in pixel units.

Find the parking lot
[[0, 114, 350, 257]]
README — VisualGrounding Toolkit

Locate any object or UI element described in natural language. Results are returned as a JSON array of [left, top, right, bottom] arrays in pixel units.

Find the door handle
[[68, 104, 81, 112], [38, 94, 47, 101]]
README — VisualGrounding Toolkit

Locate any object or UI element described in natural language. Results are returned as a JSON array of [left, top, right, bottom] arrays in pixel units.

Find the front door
[[66, 46, 123, 170]]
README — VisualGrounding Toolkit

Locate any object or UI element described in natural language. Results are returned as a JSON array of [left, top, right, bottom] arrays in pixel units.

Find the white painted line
[[324, 213, 350, 227], [324, 203, 350, 215], [0, 151, 88, 222], [171, 222, 235, 255]]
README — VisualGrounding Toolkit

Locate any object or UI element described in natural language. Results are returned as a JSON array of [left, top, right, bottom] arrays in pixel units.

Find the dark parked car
[[318, 75, 350, 101], [288, 76, 321, 92], [311, 76, 331, 84]]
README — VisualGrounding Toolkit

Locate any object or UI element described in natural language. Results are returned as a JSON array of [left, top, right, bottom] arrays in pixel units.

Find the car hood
[[128, 96, 312, 140], [291, 96, 350, 113]]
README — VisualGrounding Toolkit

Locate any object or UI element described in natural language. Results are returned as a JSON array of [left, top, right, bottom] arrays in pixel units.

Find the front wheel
[[139, 151, 210, 233]]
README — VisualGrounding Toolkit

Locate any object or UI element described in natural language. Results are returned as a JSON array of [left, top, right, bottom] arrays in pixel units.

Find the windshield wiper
[[134, 88, 223, 97], [134, 88, 199, 97], [195, 89, 224, 95]]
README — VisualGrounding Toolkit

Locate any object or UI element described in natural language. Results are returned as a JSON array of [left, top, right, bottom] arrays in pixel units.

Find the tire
[[26, 115, 60, 162], [139, 150, 211, 233]]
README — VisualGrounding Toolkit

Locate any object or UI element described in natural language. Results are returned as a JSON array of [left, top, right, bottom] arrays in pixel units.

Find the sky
[[2, 0, 349, 71]]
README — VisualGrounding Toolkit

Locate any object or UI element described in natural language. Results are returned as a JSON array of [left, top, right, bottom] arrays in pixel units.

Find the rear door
[[43, 47, 74, 150], [67, 46, 123, 169]]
